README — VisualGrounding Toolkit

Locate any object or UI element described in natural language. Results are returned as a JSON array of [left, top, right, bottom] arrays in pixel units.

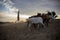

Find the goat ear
[[55, 15, 58, 17], [56, 15, 58, 17]]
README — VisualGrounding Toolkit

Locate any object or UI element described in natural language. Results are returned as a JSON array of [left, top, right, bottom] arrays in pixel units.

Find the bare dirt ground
[[0, 19, 60, 40]]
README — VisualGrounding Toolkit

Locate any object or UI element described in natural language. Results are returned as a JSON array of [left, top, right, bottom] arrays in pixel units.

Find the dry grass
[[0, 19, 60, 40]]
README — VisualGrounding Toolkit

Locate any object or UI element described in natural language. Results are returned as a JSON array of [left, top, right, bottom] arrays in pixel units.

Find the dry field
[[0, 19, 60, 40]]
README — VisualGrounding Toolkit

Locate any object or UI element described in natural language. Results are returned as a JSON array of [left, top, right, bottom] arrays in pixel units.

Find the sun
[[20, 15, 30, 19]]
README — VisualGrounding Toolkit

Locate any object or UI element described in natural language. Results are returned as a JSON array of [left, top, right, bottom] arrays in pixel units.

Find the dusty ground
[[0, 19, 60, 40]]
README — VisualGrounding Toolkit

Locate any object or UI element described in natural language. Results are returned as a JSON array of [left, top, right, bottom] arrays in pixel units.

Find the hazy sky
[[11, 0, 60, 14], [0, 0, 60, 22]]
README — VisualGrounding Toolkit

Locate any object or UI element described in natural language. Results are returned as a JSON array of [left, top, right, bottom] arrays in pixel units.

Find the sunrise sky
[[0, 0, 60, 22]]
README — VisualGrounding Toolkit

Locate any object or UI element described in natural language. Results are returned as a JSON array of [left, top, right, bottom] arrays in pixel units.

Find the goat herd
[[26, 11, 57, 30]]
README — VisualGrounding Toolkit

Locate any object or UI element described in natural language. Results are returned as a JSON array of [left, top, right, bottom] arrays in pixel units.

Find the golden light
[[0, 12, 31, 22], [20, 15, 30, 19], [56, 15, 60, 19]]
